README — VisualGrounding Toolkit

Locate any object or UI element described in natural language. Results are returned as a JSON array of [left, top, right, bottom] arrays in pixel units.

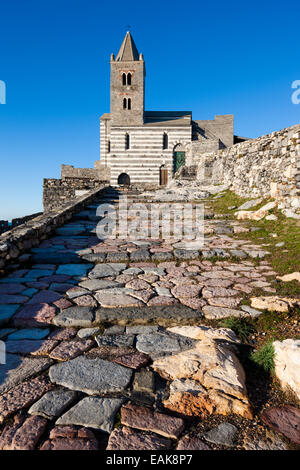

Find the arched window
[[123, 98, 127, 109], [122, 73, 126, 86], [107, 140, 111, 153], [125, 133, 130, 150], [127, 73, 132, 85], [128, 98, 131, 110], [163, 133, 168, 150]]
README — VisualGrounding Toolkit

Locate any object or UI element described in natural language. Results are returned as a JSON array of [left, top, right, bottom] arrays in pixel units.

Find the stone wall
[[0, 185, 108, 273], [0, 213, 43, 235], [61, 164, 110, 181], [43, 165, 110, 212], [198, 124, 300, 218]]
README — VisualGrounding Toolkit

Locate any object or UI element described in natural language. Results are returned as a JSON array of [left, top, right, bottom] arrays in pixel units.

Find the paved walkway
[[0, 188, 294, 450]]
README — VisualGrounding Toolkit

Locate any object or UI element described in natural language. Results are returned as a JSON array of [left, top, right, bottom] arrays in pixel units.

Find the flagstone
[[49, 339, 94, 361], [29, 389, 77, 419], [28, 290, 62, 305], [49, 356, 133, 394], [0, 354, 53, 395], [0, 305, 20, 325], [53, 306, 95, 327], [56, 264, 93, 277], [56, 397, 125, 432], [0, 284, 26, 295], [107, 426, 171, 450], [13, 303, 56, 327], [7, 328, 50, 340], [0, 294, 28, 304]]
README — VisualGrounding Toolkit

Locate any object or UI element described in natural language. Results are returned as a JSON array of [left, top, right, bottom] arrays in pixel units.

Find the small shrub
[[220, 317, 255, 342], [250, 341, 275, 374]]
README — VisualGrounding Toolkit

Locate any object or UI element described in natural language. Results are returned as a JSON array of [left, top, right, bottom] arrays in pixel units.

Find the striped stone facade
[[100, 120, 192, 186], [98, 32, 234, 187]]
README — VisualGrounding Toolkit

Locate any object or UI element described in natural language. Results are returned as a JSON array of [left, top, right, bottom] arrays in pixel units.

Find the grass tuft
[[220, 316, 255, 342], [250, 340, 275, 374]]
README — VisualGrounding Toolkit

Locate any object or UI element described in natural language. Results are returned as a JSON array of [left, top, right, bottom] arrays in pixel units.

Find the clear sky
[[0, 0, 299, 220]]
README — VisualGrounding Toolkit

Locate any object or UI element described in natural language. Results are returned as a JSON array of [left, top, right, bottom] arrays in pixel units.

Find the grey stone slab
[[0, 354, 53, 394], [106, 252, 129, 262], [123, 268, 143, 275], [53, 307, 95, 327], [125, 325, 160, 335], [152, 252, 173, 262], [203, 423, 238, 447], [49, 356, 133, 395], [56, 397, 125, 432], [79, 279, 120, 291], [136, 333, 185, 357], [96, 334, 135, 348], [241, 305, 262, 317], [96, 305, 201, 324], [29, 389, 77, 419], [130, 250, 151, 262], [77, 327, 101, 339], [88, 265, 116, 279], [174, 249, 199, 260]]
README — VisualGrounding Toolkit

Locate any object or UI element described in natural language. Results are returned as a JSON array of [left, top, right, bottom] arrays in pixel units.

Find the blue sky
[[0, 0, 299, 219]]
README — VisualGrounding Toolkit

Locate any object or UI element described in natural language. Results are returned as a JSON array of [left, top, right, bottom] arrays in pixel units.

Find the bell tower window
[[163, 133, 168, 150], [125, 133, 130, 150], [123, 98, 127, 109], [127, 73, 132, 85], [128, 98, 131, 110], [122, 73, 126, 86]]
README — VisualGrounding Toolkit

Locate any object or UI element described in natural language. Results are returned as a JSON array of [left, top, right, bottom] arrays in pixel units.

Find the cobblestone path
[[0, 188, 296, 450]]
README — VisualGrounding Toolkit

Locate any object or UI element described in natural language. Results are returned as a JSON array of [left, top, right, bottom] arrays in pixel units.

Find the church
[[99, 32, 235, 188]]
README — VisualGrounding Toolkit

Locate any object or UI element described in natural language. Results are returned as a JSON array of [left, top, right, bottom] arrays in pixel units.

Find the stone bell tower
[[110, 31, 145, 126]]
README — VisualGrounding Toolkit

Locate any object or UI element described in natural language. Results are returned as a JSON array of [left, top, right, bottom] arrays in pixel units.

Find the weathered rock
[[95, 290, 144, 308], [77, 327, 101, 338], [0, 376, 53, 423], [133, 371, 155, 394], [96, 334, 135, 348], [203, 422, 238, 447], [40, 426, 99, 450], [49, 355, 133, 395], [121, 403, 184, 438], [1, 415, 48, 450], [202, 306, 246, 319], [49, 339, 94, 361], [242, 431, 288, 450], [167, 325, 240, 344], [277, 272, 300, 283], [152, 339, 252, 419], [136, 333, 193, 358], [261, 406, 300, 445], [0, 354, 53, 395], [112, 352, 150, 370], [107, 426, 171, 450], [29, 389, 77, 419], [177, 434, 210, 450], [56, 397, 125, 432], [273, 339, 300, 400], [53, 306, 95, 327], [253, 295, 300, 313]]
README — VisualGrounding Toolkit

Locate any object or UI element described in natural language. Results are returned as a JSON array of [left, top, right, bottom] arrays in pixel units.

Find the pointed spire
[[115, 31, 140, 62]]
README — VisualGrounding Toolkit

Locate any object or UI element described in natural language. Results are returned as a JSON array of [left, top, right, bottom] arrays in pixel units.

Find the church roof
[[116, 31, 140, 61]]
